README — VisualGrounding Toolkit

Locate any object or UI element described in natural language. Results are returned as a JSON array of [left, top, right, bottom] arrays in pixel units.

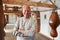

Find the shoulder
[[31, 16, 36, 20], [18, 17, 23, 20], [15, 17, 23, 22], [30, 16, 36, 22]]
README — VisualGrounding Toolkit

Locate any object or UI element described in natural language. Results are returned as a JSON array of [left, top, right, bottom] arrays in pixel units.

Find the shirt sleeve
[[24, 18, 37, 36], [13, 18, 20, 36]]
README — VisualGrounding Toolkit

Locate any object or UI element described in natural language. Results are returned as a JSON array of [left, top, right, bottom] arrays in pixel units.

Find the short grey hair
[[22, 5, 31, 13], [22, 5, 30, 10]]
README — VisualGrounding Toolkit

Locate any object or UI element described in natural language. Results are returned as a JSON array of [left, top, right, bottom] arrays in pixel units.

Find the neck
[[23, 15, 31, 19], [23, 16, 30, 19]]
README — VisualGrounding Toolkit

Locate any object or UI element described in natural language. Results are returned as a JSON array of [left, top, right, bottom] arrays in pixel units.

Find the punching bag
[[49, 11, 59, 37]]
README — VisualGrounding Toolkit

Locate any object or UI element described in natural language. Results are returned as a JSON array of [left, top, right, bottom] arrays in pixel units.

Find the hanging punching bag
[[49, 11, 59, 37]]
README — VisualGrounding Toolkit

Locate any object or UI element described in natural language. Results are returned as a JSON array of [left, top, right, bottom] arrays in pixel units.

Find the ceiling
[[2, 0, 60, 12]]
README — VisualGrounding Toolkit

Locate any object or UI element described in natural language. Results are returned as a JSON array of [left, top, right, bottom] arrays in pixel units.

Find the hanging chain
[[49, 0, 57, 12]]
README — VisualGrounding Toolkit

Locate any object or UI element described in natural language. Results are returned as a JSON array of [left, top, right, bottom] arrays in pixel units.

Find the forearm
[[13, 27, 19, 36], [18, 29, 24, 33], [13, 28, 24, 36], [23, 28, 35, 36]]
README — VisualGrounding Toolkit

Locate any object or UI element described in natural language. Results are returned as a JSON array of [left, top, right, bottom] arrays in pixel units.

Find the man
[[13, 5, 37, 40]]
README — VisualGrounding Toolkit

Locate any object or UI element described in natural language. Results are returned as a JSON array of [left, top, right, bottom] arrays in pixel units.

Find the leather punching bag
[[49, 11, 59, 37]]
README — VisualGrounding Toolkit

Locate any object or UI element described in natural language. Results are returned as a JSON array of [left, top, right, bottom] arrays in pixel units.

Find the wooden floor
[[4, 32, 52, 40], [4, 32, 16, 40]]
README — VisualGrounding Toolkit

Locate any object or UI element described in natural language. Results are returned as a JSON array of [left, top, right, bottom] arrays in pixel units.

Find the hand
[[18, 29, 25, 34], [28, 27, 33, 31]]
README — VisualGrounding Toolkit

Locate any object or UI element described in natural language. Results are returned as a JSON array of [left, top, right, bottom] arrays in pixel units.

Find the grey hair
[[22, 5, 30, 10], [22, 5, 31, 13]]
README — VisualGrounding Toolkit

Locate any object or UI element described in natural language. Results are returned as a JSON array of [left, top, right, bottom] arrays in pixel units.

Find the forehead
[[23, 6, 31, 11]]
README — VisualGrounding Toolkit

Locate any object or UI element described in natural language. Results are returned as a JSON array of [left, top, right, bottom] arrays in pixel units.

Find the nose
[[26, 11, 28, 13], [25, 11, 30, 14]]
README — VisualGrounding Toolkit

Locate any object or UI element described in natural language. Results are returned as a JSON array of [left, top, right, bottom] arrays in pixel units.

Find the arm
[[18, 18, 40, 36], [23, 18, 37, 36], [13, 18, 20, 36]]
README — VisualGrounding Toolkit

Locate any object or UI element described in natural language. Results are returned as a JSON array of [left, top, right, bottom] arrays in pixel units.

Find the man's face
[[23, 6, 31, 18]]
